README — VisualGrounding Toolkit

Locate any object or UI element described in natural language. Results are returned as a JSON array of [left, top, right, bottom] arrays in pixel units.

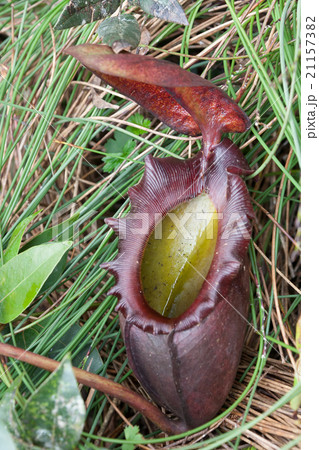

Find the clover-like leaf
[[137, 0, 188, 26], [21, 356, 85, 449], [98, 14, 141, 52], [103, 145, 136, 173], [0, 241, 72, 323], [122, 425, 144, 450], [55, 0, 120, 30], [126, 113, 151, 136]]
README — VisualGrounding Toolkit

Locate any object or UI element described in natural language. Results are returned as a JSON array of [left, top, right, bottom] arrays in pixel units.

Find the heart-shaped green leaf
[[0, 241, 72, 323], [21, 356, 85, 449]]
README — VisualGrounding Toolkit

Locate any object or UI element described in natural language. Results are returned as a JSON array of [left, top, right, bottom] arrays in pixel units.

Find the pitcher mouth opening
[[102, 139, 254, 335], [140, 193, 219, 319]]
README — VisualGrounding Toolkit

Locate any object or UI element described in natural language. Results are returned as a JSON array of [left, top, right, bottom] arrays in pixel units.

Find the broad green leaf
[[55, 0, 120, 30], [11, 323, 44, 352], [97, 14, 141, 51], [11, 321, 43, 348], [137, 0, 188, 26], [0, 241, 72, 324], [3, 212, 39, 264], [21, 356, 85, 449], [22, 214, 79, 293]]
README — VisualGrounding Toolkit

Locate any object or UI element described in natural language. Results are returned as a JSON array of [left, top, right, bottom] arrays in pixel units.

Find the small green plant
[[122, 425, 144, 450], [103, 113, 151, 173]]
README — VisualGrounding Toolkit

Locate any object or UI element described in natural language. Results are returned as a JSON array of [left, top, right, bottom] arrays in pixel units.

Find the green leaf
[[3, 212, 40, 264], [126, 113, 151, 136], [105, 130, 132, 154], [103, 139, 136, 173], [122, 139, 137, 156], [102, 154, 124, 173], [103, 127, 136, 173], [97, 14, 141, 51], [291, 316, 301, 411], [13, 325, 42, 350], [137, 0, 188, 26], [0, 241, 72, 324], [103, 114, 150, 171], [122, 425, 144, 450], [55, 0, 120, 30], [21, 356, 85, 449], [22, 214, 79, 293]]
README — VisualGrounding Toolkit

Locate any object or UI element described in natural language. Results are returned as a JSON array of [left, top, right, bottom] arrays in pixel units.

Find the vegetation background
[[0, 0, 301, 448]]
